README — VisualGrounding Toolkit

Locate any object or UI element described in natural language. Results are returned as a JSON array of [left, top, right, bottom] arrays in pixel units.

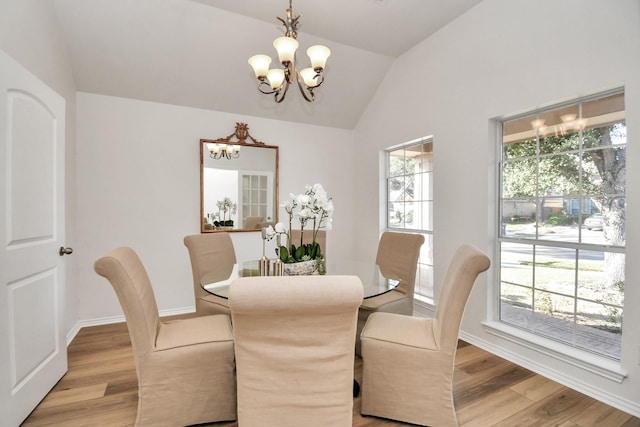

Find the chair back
[[375, 231, 425, 296], [94, 247, 160, 360], [243, 216, 264, 229], [229, 275, 363, 427], [290, 229, 327, 258], [184, 233, 236, 300], [433, 244, 490, 355]]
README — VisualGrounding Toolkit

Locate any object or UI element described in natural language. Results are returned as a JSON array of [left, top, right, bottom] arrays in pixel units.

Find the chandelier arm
[[257, 80, 279, 95], [312, 72, 325, 89], [295, 74, 315, 102], [274, 79, 290, 103]]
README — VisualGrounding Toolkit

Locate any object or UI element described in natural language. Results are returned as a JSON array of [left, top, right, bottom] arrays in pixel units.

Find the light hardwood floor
[[21, 318, 640, 427]]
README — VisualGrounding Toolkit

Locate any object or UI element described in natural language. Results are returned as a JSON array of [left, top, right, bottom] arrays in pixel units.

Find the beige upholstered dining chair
[[229, 275, 363, 427], [356, 231, 425, 355], [243, 216, 264, 229], [184, 232, 236, 316], [290, 229, 327, 256], [360, 244, 490, 427], [94, 247, 236, 427]]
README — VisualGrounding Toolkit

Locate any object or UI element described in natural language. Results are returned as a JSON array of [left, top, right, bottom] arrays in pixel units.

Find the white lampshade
[[267, 69, 285, 90], [300, 68, 319, 88], [232, 145, 241, 153], [307, 45, 331, 70], [273, 36, 299, 64], [208, 143, 220, 154], [225, 145, 234, 154], [248, 55, 272, 79]]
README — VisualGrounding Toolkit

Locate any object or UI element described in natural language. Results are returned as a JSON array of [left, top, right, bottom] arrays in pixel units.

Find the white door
[[238, 170, 274, 224], [0, 51, 68, 426]]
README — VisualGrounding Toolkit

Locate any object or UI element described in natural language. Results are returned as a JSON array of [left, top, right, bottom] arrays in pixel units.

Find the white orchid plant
[[214, 197, 237, 226], [264, 183, 333, 267]]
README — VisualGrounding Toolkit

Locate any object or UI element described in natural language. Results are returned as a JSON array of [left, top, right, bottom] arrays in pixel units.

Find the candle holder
[[272, 258, 283, 276], [272, 233, 285, 275], [260, 228, 270, 276], [259, 257, 270, 276]]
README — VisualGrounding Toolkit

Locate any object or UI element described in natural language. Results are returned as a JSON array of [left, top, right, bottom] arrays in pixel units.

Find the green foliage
[[279, 242, 323, 264], [501, 129, 619, 201], [535, 292, 553, 314], [545, 213, 577, 226]]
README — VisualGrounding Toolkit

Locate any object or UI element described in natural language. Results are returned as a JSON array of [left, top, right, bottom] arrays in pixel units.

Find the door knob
[[59, 247, 73, 256]]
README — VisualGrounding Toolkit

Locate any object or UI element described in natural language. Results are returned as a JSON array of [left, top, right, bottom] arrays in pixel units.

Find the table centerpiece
[[265, 183, 333, 275]]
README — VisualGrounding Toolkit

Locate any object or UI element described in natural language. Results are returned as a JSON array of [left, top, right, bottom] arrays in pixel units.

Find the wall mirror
[[201, 123, 279, 233]]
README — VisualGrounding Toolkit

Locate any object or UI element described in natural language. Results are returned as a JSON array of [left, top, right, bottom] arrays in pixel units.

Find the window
[[386, 139, 434, 300], [498, 89, 626, 360]]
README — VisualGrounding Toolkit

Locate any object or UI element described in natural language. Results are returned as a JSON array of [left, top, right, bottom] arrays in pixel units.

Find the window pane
[[538, 154, 581, 197], [538, 197, 580, 243], [502, 113, 538, 159], [501, 242, 533, 287], [502, 158, 537, 199], [582, 92, 625, 147], [533, 246, 576, 296], [501, 284, 533, 329], [575, 300, 621, 358], [532, 291, 576, 340], [539, 132, 579, 155], [582, 147, 626, 199], [538, 105, 581, 154]]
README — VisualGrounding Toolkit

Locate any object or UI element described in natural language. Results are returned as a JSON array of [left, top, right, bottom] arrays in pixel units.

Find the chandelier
[[207, 142, 240, 160], [205, 123, 267, 160], [248, 0, 331, 103]]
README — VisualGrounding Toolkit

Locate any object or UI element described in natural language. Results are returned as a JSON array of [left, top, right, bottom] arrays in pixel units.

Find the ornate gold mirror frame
[[200, 123, 279, 233]]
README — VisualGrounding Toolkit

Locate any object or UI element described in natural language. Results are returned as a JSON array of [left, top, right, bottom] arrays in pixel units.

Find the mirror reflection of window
[[241, 172, 273, 225]]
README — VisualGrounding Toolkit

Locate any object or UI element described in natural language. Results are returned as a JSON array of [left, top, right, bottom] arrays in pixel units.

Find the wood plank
[[493, 388, 604, 427], [36, 383, 107, 409], [457, 387, 535, 426], [510, 374, 566, 402]]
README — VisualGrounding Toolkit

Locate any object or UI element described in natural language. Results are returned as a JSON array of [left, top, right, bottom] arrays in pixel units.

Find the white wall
[[75, 93, 356, 320], [354, 0, 640, 416], [0, 0, 78, 334]]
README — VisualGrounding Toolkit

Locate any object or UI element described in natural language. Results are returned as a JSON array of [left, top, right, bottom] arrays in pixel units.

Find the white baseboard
[[65, 306, 196, 346]]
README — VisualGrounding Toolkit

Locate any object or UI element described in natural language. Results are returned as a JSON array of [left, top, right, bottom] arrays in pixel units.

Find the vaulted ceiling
[[53, 0, 482, 129]]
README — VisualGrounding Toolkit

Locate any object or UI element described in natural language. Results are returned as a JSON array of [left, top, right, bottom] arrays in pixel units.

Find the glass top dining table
[[201, 260, 400, 300]]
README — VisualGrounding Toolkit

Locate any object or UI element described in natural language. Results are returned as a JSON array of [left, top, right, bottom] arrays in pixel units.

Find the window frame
[[494, 88, 626, 363], [384, 137, 434, 302]]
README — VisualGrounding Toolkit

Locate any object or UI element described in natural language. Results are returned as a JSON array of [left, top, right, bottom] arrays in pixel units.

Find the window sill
[[482, 320, 628, 383]]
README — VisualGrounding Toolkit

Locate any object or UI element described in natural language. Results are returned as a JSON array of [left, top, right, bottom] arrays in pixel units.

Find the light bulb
[[267, 69, 285, 90], [248, 55, 272, 79], [300, 68, 319, 88], [273, 37, 299, 64], [307, 45, 331, 70]]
